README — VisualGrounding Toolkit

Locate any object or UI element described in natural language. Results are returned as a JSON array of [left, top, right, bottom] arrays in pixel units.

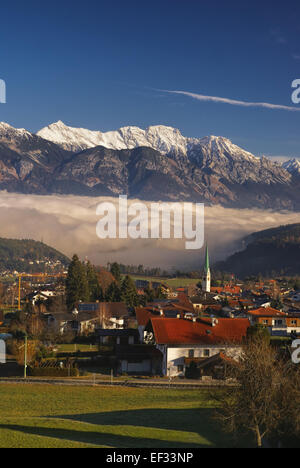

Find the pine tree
[[121, 275, 139, 309], [105, 281, 122, 302], [85, 261, 103, 301], [110, 262, 122, 284], [66, 254, 89, 311]]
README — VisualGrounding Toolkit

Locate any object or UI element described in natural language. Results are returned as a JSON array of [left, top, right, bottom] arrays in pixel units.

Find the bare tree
[[216, 339, 300, 448]]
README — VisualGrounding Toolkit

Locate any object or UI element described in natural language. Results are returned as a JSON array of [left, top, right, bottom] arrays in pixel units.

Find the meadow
[[131, 276, 202, 288], [0, 384, 252, 448]]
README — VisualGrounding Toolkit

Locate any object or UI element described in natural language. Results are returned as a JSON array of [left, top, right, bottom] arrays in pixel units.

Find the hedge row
[[29, 367, 79, 377]]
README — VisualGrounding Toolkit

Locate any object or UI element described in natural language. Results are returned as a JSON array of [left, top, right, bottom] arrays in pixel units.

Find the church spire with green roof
[[202, 244, 211, 293], [205, 245, 210, 272]]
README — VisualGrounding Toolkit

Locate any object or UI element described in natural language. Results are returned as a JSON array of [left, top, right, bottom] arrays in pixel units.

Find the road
[[0, 376, 237, 389]]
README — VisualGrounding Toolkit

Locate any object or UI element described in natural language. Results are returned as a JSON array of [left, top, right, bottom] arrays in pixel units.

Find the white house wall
[[166, 345, 242, 377]]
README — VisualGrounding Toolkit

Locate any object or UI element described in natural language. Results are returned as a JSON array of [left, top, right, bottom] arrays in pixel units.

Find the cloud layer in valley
[[0, 192, 299, 270]]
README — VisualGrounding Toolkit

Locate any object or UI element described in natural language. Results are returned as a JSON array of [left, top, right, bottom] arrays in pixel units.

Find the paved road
[[0, 376, 237, 389]]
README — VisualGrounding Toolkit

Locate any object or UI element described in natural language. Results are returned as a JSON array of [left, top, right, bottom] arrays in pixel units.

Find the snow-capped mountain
[[283, 158, 300, 176], [0, 122, 71, 190], [37, 121, 192, 154], [36, 121, 291, 185], [188, 135, 290, 185], [0, 121, 71, 166], [0, 120, 299, 210]]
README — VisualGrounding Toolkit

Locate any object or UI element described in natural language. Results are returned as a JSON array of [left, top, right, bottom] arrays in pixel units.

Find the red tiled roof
[[247, 307, 286, 317], [151, 317, 250, 345], [211, 286, 242, 295], [136, 307, 157, 326], [168, 303, 194, 313]]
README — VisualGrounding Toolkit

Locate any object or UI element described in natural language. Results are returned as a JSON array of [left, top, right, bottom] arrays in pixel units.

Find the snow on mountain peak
[[283, 158, 300, 175], [37, 122, 189, 154], [0, 121, 30, 134], [0, 122, 33, 145], [198, 135, 259, 163]]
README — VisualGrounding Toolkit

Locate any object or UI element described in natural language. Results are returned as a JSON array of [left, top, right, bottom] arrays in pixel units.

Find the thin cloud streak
[[159, 89, 300, 112]]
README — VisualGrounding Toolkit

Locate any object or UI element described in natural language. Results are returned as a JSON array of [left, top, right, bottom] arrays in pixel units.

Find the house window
[[291, 320, 297, 326], [188, 350, 194, 358], [203, 349, 210, 357], [263, 320, 268, 325], [275, 320, 283, 326], [177, 365, 184, 372], [128, 336, 134, 345]]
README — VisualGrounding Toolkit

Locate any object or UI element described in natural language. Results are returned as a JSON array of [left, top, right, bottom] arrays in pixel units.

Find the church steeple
[[205, 245, 210, 272], [202, 244, 211, 293]]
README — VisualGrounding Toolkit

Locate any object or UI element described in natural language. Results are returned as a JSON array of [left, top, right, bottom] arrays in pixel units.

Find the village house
[[135, 295, 197, 344], [245, 307, 286, 324], [148, 316, 250, 377], [77, 301, 129, 329], [190, 295, 222, 312], [115, 344, 162, 375], [211, 285, 242, 296], [246, 307, 300, 337], [44, 312, 99, 335], [97, 328, 139, 345]]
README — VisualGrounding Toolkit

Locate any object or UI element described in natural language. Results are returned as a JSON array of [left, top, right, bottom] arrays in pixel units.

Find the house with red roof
[[245, 307, 300, 337], [135, 297, 195, 343], [211, 286, 242, 295], [150, 316, 250, 377], [246, 307, 286, 320]]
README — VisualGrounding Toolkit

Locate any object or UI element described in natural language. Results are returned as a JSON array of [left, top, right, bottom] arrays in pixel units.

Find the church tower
[[202, 245, 211, 293]]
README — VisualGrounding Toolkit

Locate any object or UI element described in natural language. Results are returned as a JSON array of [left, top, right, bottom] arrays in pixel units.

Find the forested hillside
[[0, 238, 70, 272], [217, 224, 300, 278]]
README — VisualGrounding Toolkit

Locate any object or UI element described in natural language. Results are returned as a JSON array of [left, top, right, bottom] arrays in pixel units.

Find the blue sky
[[0, 0, 300, 158]]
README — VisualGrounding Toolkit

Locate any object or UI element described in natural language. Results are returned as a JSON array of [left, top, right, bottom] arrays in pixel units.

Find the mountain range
[[0, 120, 299, 209]]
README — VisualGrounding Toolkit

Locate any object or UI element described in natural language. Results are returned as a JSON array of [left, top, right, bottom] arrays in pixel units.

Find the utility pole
[[24, 333, 27, 379], [18, 275, 22, 311]]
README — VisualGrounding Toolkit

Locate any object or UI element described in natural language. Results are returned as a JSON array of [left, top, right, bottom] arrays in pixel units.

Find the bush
[[29, 367, 79, 377], [36, 346, 55, 360]]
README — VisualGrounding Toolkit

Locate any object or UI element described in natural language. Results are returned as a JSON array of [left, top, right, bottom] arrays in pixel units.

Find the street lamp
[[22, 333, 28, 379]]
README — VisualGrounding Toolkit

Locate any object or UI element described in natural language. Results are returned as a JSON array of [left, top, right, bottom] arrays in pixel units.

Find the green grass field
[[0, 384, 252, 448], [131, 276, 201, 289]]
